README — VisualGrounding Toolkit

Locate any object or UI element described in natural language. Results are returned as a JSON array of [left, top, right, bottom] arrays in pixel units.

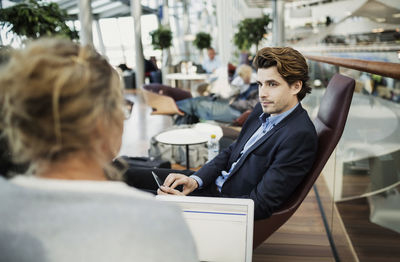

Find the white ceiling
[[50, 0, 157, 19]]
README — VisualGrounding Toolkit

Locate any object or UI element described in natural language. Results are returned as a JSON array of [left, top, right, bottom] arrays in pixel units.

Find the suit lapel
[[228, 125, 279, 176], [227, 104, 304, 177], [230, 118, 261, 161]]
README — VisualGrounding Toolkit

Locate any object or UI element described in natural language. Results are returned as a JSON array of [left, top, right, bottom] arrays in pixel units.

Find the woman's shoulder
[[0, 176, 198, 262]]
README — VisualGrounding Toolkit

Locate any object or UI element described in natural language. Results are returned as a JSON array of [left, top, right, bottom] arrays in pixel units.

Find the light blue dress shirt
[[201, 56, 221, 74], [191, 103, 299, 191]]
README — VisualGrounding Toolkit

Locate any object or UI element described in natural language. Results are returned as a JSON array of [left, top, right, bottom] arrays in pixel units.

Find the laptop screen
[[156, 196, 254, 262]]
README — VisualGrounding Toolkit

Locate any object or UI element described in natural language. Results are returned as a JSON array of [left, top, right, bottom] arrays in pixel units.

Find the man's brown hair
[[253, 47, 311, 101]]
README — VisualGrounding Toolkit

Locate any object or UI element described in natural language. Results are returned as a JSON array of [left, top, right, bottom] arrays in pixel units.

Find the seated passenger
[[0, 38, 197, 262], [125, 46, 318, 220], [201, 47, 221, 74], [176, 64, 259, 123]]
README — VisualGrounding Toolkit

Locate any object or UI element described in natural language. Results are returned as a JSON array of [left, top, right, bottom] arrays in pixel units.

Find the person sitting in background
[[175, 64, 259, 123], [145, 57, 162, 83], [144, 58, 158, 75], [230, 64, 257, 95], [150, 56, 158, 69], [0, 38, 197, 262], [201, 47, 221, 74]]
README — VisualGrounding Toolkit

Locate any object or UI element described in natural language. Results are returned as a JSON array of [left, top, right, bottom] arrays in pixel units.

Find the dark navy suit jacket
[[194, 102, 318, 220]]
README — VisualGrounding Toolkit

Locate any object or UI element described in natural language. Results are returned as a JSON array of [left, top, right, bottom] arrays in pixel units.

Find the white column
[[116, 18, 127, 64], [94, 19, 106, 56], [182, 0, 190, 60], [272, 0, 285, 47], [78, 0, 93, 46], [162, 0, 171, 84], [162, 0, 170, 26], [131, 0, 144, 89], [172, 0, 184, 60], [214, 0, 232, 98], [216, 0, 230, 66]]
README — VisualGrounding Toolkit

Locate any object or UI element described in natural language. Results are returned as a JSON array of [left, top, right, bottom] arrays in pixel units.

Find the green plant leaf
[[233, 15, 271, 51], [150, 26, 173, 50], [0, 0, 79, 40], [193, 32, 212, 50]]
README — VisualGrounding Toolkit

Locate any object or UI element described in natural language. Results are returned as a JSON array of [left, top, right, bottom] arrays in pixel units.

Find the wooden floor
[[337, 198, 400, 262], [122, 90, 338, 261], [253, 188, 335, 262]]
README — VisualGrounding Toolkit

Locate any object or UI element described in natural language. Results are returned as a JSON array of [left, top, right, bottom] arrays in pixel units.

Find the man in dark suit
[[126, 47, 317, 220]]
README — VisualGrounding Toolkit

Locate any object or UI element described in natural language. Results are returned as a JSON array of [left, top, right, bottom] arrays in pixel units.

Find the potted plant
[[193, 32, 211, 50], [193, 32, 211, 63], [194, 32, 211, 50], [150, 26, 173, 51], [150, 26, 173, 83], [233, 14, 271, 53], [0, 0, 79, 42]]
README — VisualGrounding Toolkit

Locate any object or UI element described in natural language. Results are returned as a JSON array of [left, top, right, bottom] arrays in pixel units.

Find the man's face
[[207, 49, 215, 60], [257, 66, 301, 116]]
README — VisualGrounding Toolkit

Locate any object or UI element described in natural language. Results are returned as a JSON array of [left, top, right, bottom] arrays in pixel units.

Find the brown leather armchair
[[253, 73, 356, 249], [143, 84, 192, 101]]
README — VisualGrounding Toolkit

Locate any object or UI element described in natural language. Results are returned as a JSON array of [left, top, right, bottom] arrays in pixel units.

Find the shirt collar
[[259, 103, 300, 127]]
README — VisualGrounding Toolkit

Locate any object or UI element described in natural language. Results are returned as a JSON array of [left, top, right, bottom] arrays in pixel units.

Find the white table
[[155, 123, 223, 169], [166, 73, 209, 82], [166, 73, 210, 95]]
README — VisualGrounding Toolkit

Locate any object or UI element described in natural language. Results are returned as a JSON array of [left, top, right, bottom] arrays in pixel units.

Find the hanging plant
[[150, 26, 172, 50], [233, 15, 271, 51], [193, 32, 212, 50], [0, 0, 79, 40]]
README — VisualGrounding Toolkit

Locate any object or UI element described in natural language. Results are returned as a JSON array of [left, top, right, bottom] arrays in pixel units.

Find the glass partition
[[304, 61, 400, 261]]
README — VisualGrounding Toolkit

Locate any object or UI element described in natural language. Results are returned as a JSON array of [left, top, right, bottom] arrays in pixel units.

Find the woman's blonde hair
[[0, 38, 124, 177]]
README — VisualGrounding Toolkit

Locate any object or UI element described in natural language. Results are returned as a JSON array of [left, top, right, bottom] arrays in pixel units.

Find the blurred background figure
[[145, 56, 162, 83], [230, 64, 258, 96], [201, 47, 221, 74], [176, 64, 258, 123], [0, 38, 197, 262]]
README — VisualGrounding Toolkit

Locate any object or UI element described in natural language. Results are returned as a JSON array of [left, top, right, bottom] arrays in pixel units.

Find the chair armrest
[[142, 89, 184, 116], [233, 110, 252, 126]]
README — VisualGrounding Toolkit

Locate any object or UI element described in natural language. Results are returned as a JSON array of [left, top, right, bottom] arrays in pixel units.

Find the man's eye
[[268, 82, 277, 87]]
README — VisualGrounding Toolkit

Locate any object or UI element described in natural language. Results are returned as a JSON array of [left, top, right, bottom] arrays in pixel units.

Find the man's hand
[[157, 173, 198, 196]]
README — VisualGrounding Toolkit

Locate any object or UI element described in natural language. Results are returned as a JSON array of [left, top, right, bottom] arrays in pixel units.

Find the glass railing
[[303, 57, 400, 261]]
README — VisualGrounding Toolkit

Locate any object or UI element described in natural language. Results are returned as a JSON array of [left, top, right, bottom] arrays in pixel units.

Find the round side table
[[155, 128, 209, 169]]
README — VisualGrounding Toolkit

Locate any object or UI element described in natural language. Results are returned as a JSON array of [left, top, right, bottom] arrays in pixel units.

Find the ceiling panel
[[50, 0, 157, 19]]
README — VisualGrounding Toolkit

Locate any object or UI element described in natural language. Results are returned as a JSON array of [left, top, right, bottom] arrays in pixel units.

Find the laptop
[[156, 195, 254, 262]]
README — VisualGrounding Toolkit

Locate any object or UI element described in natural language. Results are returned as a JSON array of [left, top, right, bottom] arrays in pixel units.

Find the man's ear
[[290, 80, 302, 95]]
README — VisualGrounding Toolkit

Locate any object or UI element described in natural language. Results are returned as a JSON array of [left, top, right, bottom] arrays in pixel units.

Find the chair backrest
[[141, 89, 184, 116], [253, 73, 355, 249], [143, 84, 192, 101]]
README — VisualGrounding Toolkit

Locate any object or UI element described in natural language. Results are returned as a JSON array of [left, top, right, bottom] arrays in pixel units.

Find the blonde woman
[[0, 38, 197, 262], [230, 64, 257, 95]]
